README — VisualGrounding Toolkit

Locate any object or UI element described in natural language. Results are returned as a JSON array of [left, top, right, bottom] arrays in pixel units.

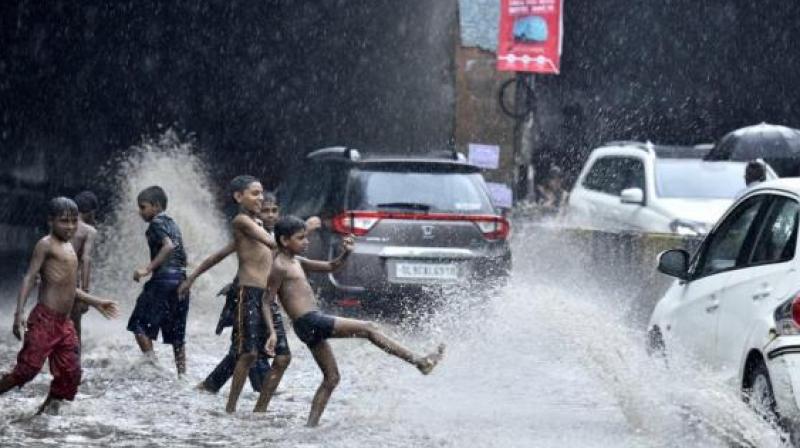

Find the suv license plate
[[396, 262, 459, 280]]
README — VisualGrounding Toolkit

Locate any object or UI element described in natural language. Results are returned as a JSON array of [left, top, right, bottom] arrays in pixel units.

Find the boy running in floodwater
[[127, 186, 190, 376], [180, 193, 320, 394], [70, 190, 99, 343], [256, 215, 444, 426], [211, 175, 280, 413], [0, 198, 118, 415]]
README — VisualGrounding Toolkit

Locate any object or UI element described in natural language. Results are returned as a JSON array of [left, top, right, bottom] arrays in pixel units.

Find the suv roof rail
[[600, 140, 656, 153], [307, 146, 361, 162]]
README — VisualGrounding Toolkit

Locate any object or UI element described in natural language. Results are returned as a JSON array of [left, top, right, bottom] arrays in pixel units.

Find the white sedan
[[649, 178, 800, 427]]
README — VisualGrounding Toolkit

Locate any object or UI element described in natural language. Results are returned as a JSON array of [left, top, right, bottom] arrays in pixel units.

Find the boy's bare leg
[[307, 341, 339, 427], [173, 344, 186, 375], [331, 317, 445, 374], [135, 334, 154, 353], [226, 352, 256, 413], [0, 374, 17, 395], [253, 355, 291, 412], [35, 394, 61, 415]]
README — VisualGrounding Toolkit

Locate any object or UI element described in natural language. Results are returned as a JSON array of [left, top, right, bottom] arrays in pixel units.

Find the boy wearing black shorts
[[255, 216, 444, 426], [127, 186, 190, 376]]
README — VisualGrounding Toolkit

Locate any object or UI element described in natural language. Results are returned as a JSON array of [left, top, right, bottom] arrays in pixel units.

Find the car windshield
[[655, 160, 748, 199], [348, 168, 494, 214]]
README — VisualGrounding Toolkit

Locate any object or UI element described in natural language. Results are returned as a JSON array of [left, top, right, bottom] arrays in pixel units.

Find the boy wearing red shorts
[[0, 197, 118, 414]]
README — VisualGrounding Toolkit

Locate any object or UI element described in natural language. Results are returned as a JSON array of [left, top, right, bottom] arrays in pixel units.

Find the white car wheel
[[745, 362, 778, 422]]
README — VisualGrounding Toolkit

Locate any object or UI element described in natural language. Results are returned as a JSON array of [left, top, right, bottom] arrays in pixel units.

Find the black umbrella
[[706, 123, 800, 161], [705, 123, 800, 176]]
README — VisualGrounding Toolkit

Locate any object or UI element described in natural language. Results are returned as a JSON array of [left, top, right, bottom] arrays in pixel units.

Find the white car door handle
[[753, 288, 773, 301], [706, 301, 720, 313]]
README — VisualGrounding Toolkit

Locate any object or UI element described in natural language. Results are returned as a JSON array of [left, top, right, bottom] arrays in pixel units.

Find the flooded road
[[0, 141, 787, 447]]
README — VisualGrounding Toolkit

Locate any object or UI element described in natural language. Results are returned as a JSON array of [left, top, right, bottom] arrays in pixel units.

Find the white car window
[[751, 197, 799, 265], [582, 157, 644, 196], [696, 195, 766, 277]]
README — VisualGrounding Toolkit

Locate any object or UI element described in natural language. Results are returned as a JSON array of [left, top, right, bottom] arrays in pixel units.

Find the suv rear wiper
[[376, 202, 432, 212]]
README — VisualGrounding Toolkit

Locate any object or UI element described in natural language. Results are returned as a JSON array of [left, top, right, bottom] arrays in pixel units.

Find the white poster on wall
[[468, 143, 500, 169]]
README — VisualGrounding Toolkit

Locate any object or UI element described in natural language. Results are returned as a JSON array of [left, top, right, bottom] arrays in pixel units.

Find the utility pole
[[500, 72, 536, 202]]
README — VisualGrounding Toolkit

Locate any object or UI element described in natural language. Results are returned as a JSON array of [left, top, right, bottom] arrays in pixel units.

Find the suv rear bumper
[[316, 243, 511, 302]]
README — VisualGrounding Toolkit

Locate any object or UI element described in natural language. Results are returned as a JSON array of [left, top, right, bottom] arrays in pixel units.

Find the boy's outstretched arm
[[80, 227, 97, 291], [233, 215, 277, 249], [13, 239, 49, 339], [134, 236, 174, 282], [261, 263, 286, 356], [177, 241, 235, 298], [298, 236, 354, 273], [75, 289, 119, 319]]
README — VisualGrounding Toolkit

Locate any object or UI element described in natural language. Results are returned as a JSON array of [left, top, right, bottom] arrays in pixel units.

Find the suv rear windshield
[[347, 167, 494, 214]]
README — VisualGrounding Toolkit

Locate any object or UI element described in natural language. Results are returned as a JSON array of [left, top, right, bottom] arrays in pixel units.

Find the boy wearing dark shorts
[[186, 175, 280, 412], [127, 186, 189, 376], [254, 216, 444, 425], [0, 198, 118, 415], [180, 193, 319, 394]]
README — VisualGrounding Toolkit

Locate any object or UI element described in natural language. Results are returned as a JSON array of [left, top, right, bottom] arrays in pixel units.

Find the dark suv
[[278, 147, 512, 308]]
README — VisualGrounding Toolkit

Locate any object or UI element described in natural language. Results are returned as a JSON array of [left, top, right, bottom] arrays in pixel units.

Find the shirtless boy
[[257, 215, 444, 426], [0, 197, 118, 414], [69, 190, 99, 342], [179, 193, 319, 395], [215, 175, 281, 413]]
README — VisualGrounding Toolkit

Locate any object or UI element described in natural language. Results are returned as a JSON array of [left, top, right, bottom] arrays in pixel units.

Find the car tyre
[[743, 361, 778, 424]]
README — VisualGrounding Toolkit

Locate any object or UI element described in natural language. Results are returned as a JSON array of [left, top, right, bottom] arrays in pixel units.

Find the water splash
[[92, 130, 236, 320], [0, 140, 788, 447]]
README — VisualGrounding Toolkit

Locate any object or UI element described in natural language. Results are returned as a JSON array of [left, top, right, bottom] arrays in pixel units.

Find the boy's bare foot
[[416, 343, 445, 375], [195, 381, 216, 394]]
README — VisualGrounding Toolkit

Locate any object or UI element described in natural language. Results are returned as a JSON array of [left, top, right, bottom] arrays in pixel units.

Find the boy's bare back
[[270, 253, 318, 320], [31, 236, 80, 315], [232, 214, 274, 289]]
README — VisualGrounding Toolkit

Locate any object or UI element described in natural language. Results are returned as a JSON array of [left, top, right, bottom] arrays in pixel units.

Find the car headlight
[[669, 219, 708, 236]]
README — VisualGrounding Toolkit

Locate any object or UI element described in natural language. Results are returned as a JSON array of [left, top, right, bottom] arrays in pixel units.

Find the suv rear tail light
[[774, 292, 800, 335], [332, 212, 380, 236], [332, 211, 511, 240], [472, 218, 510, 240]]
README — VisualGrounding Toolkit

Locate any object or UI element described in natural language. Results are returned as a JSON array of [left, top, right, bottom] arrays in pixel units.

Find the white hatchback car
[[649, 178, 800, 424], [567, 142, 776, 235]]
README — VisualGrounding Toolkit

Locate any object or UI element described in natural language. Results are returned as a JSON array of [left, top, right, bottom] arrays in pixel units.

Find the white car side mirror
[[657, 249, 690, 280], [620, 188, 644, 205]]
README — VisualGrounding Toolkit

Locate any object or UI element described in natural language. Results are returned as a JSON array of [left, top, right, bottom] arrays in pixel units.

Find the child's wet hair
[[263, 191, 278, 204], [48, 197, 79, 219], [745, 161, 767, 184], [137, 186, 168, 210], [74, 190, 99, 213], [274, 215, 306, 248], [229, 175, 259, 202]]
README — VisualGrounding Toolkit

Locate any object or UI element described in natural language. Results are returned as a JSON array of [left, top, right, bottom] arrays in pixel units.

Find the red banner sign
[[497, 0, 563, 74]]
